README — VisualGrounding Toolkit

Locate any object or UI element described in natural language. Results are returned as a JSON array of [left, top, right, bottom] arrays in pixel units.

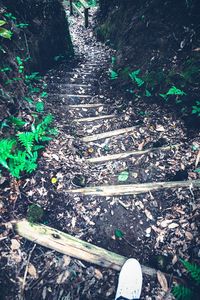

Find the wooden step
[[16, 219, 157, 276], [69, 103, 104, 108], [87, 145, 179, 163], [66, 180, 200, 196], [81, 126, 138, 142], [75, 114, 116, 123]]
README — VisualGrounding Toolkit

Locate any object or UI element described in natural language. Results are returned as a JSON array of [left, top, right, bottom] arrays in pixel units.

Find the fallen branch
[[75, 114, 115, 122], [15, 220, 157, 277], [87, 145, 179, 163], [81, 126, 138, 142], [66, 180, 200, 196]]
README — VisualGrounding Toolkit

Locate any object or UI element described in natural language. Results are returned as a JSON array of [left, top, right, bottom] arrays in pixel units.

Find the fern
[[9, 116, 27, 127], [8, 150, 26, 178], [0, 139, 16, 169], [17, 132, 35, 154], [35, 101, 44, 113], [129, 69, 144, 87], [109, 69, 118, 80], [172, 285, 193, 300], [25, 152, 38, 173], [180, 259, 200, 285]]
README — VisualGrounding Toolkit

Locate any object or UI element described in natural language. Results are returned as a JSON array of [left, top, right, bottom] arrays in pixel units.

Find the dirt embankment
[[97, 0, 200, 129], [0, 0, 73, 121]]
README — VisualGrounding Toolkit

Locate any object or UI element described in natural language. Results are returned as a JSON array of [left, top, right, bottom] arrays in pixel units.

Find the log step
[[69, 103, 104, 108], [16, 219, 157, 276], [66, 180, 200, 196], [81, 126, 138, 142], [87, 145, 179, 163], [75, 114, 116, 123]]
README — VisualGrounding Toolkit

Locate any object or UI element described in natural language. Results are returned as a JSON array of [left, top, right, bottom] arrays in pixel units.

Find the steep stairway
[[39, 6, 200, 299]]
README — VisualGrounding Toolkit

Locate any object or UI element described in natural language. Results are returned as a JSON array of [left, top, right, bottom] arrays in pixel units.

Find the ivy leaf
[[0, 20, 6, 26], [145, 89, 152, 97], [115, 229, 124, 239], [118, 170, 129, 182], [0, 27, 12, 39]]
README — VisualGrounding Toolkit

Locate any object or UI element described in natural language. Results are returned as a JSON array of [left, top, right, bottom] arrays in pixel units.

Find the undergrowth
[[0, 8, 58, 179], [172, 259, 200, 300], [109, 56, 200, 122]]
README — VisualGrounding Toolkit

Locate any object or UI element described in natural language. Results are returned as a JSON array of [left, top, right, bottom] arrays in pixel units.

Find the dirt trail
[[1, 7, 199, 300]]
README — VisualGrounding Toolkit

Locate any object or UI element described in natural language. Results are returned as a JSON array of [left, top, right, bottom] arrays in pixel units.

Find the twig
[[20, 244, 36, 300]]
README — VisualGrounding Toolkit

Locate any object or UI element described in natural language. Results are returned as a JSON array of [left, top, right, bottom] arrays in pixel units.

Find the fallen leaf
[[11, 239, 20, 250], [144, 209, 154, 220], [157, 270, 168, 292], [159, 219, 173, 228], [57, 270, 70, 284], [156, 124, 165, 132], [118, 171, 129, 182], [28, 263, 38, 278], [168, 223, 179, 229], [94, 269, 103, 280], [185, 231, 193, 240]]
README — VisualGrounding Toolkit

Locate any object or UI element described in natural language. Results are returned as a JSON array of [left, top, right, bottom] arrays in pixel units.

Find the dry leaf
[[185, 231, 193, 240], [144, 209, 154, 220], [11, 239, 20, 250], [94, 269, 103, 280], [195, 150, 200, 167], [156, 124, 165, 132], [157, 270, 168, 292], [57, 270, 70, 284], [28, 263, 38, 278], [160, 219, 173, 228], [168, 223, 179, 229], [172, 255, 178, 265], [62, 255, 71, 267]]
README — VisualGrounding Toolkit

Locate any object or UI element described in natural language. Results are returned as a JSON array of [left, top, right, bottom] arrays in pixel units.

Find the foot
[[115, 258, 143, 300]]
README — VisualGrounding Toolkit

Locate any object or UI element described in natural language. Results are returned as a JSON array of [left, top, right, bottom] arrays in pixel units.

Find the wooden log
[[15, 219, 157, 276], [66, 180, 200, 196], [75, 114, 116, 122], [69, 103, 104, 108], [81, 126, 138, 142], [87, 145, 180, 163]]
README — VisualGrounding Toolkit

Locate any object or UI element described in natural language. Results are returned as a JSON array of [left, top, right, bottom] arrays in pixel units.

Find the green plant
[[0, 20, 12, 39], [129, 69, 144, 87], [192, 101, 200, 116], [16, 23, 29, 29], [109, 69, 118, 80], [25, 72, 41, 84], [27, 204, 44, 223], [17, 132, 35, 154], [8, 116, 27, 128], [160, 86, 186, 101], [16, 56, 24, 73], [35, 101, 44, 113], [0, 139, 16, 169], [172, 259, 200, 300]]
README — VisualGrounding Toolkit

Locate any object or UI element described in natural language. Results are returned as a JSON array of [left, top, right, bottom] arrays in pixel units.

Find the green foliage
[[35, 101, 44, 113], [0, 139, 16, 169], [172, 285, 193, 300], [129, 69, 144, 87], [118, 170, 129, 182], [109, 69, 118, 80], [180, 259, 200, 285], [160, 86, 186, 101], [0, 20, 12, 39], [25, 72, 41, 84], [192, 101, 200, 116], [17, 132, 35, 154], [40, 91, 48, 98], [5, 77, 23, 85], [9, 150, 38, 178], [0, 67, 12, 72], [27, 204, 44, 223], [16, 56, 24, 73], [8, 116, 27, 128], [4, 13, 16, 20], [115, 229, 124, 239], [16, 23, 29, 29], [172, 259, 200, 300]]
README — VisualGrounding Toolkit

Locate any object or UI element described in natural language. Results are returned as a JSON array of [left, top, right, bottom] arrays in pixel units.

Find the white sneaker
[[115, 258, 143, 300]]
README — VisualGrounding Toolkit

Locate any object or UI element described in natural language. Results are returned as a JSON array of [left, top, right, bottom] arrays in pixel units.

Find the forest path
[[35, 7, 200, 299]]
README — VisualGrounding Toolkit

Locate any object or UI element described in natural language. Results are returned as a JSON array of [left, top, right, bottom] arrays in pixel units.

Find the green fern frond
[[17, 132, 35, 154], [9, 116, 27, 127], [0, 139, 16, 169], [25, 152, 38, 173], [180, 259, 200, 285], [8, 150, 26, 178], [41, 114, 54, 127], [172, 285, 193, 300], [35, 101, 44, 113]]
